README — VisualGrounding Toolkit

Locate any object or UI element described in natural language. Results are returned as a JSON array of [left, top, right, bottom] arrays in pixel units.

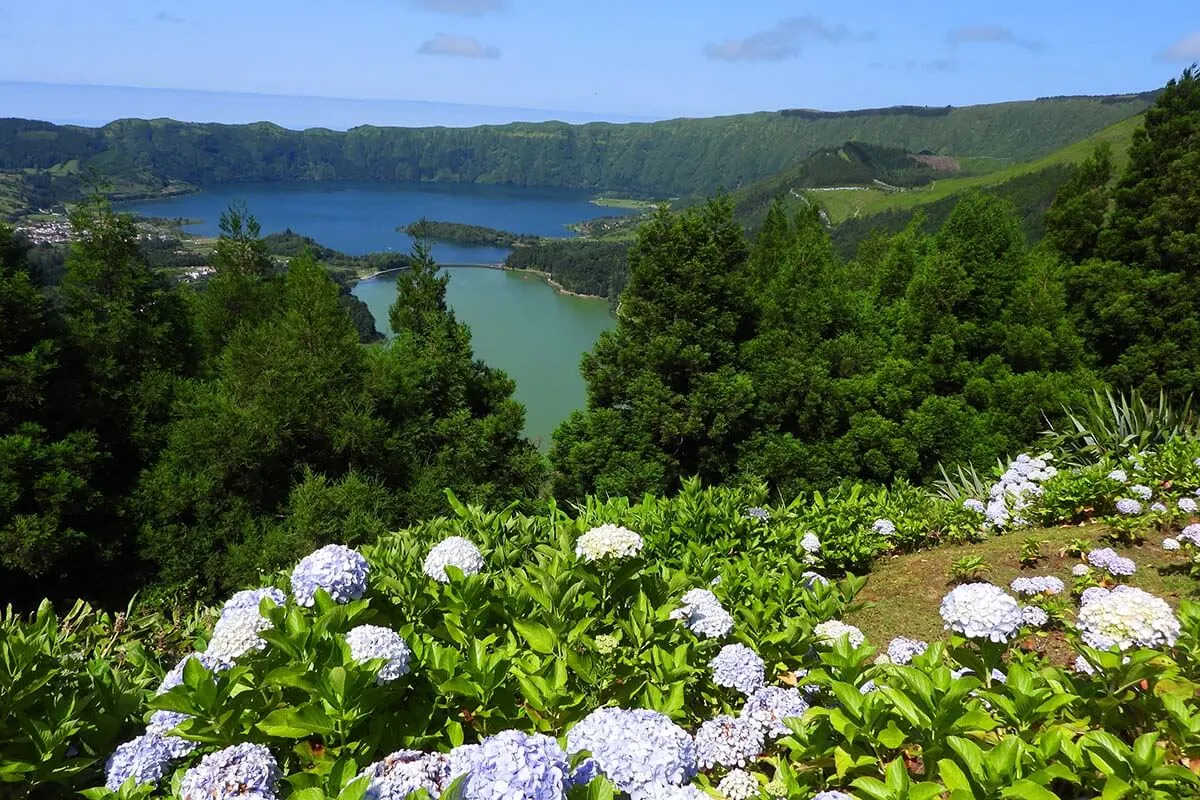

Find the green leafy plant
[[949, 556, 991, 583]]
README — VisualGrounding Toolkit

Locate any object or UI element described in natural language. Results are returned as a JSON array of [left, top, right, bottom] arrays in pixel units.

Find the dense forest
[[503, 238, 631, 298], [399, 220, 537, 249], [0, 93, 1154, 212], [0, 71, 1196, 615]]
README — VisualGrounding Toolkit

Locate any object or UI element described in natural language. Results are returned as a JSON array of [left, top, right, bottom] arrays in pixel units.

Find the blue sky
[[0, 0, 1197, 126]]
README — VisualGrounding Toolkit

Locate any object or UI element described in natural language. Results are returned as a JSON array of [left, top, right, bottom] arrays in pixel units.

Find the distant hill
[[0, 91, 1156, 215]]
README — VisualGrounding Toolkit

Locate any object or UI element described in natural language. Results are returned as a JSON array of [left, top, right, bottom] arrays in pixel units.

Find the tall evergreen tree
[[551, 200, 755, 499], [1043, 142, 1114, 262]]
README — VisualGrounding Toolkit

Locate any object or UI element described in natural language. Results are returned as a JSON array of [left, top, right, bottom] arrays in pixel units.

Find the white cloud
[[703, 16, 872, 62], [946, 24, 1042, 51], [412, 0, 505, 16], [1158, 31, 1200, 62], [417, 33, 500, 60]]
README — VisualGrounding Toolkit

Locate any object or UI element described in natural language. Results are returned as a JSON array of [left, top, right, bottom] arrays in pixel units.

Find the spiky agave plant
[[1043, 388, 1199, 462]]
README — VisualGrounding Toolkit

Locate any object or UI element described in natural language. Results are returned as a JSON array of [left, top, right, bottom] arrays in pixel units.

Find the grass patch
[[590, 197, 665, 210], [816, 114, 1143, 223], [847, 521, 1196, 646]]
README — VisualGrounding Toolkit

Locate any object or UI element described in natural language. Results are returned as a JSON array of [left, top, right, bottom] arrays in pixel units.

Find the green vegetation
[[397, 219, 538, 249], [0, 93, 1154, 215], [503, 238, 630, 298]]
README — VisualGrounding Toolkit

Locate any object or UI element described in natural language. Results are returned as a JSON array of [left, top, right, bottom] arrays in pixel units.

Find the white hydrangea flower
[[1107, 469, 1128, 483], [1021, 606, 1049, 628], [422, 537, 485, 582], [717, 769, 760, 800], [939, 583, 1022, 643], [709, 644, 766, 695], [1072, 563, 1091, 577], [1163, 538, 1182, 551], [1077, 586, 1180, 651], [813, 620, 865, 648], [1179, 497, 1198, 513], [1151, 502, 1168, 514], [963, 498, 985, 514], [575, 524, 644, 562], [800, 533, 821, 554], [1130, 484, 1153, 500], [872, 519, 896, 536], [1010, 576, 1065, 596], [345, 625, 411, 684], [670, 589, 733, 639], [1181, 524, 1200, 546], [207, 608, 273, 661], [1115, 498, 1143, 516]]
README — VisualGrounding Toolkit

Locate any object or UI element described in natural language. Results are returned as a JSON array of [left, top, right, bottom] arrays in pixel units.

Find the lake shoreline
[[358, 263, 607, 301]]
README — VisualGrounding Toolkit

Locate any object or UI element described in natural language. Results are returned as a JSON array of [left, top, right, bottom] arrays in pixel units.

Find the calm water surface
[[122, 182, 628, 445]]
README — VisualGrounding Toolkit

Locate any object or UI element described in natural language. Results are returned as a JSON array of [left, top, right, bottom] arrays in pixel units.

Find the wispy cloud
[[417, 33, 500, 59], [1157, 31, 1200, 62], [412, 0, 505, 16], [153, 11, 185, 24], [946, 24, 1043, 51], [703, 16, 872, 62], [871, 59, 959, 73]]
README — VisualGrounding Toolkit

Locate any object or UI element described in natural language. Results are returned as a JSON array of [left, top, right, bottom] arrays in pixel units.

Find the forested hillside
[[0, 92, 1154, 211]]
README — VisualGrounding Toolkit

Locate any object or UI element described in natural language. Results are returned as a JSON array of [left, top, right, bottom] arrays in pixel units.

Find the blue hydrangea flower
[[963, 498, 985, 514], [694, 715, 764, 769], [886, 637, 928, 665], [872, 518, 896, 536], [1179, 498, 1198, 513], [456, 730, 568, 800], [813, 792, 857, 800], [1151, 502, 1168, 513], [359, 750, 453, 800], [290, 544, 370, 607], [640, 784, 709, 800], [743, 507, 770, 522], [565, 707, 696, 799], [741, 685, 808, 738], [345, 625, 411, 684], [1182, 524, 1200, 545], [709, 644, 765, 695], [180, 743, 279, 800], [105, 734, 174, 791], [1080, 586, 1110, 607]]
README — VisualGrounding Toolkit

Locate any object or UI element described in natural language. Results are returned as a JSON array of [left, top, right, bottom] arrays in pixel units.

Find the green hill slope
[[0, 92, 1155, 213]]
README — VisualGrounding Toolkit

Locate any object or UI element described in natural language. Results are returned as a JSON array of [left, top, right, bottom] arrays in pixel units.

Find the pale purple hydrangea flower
[[743, 507, 770, 522], [1087, 548, 1136, 577], [872, 518, 896, 536], [456, 730, 569, 800], [939, 583, 1022, 643], [1073, 655, 1097, 676], [694, 716, 764, 769], [1130, 484, 1153, 500], [1179, 498, 1198, 513], [565, 708, 696, 799], [1080, 587, 1110, 607], [105, 734, 174, 791], [358, 749, 454, 800], [1107, 469, 1128, 483], [220, 588, 286, 616], [1151, 502, 1168, 514], [291, 544, 369, 606], [1163, 538, 1182, 551], [146, 711, 199, 758], [1010, 576, 1065, 596], [709, 644, 765, 695], [1072, 564, 1091, 577], [640, 785, 709, 800], [813, 792, 857, 800], [1115, 498, 1143, 516], [886, 637, 928, 665], [741, 686, 808, 738], [180, 743, 279, 800], [1180, 524, 1200, 545], [963, 498, 985, 514], [158, 652, 232, 695]]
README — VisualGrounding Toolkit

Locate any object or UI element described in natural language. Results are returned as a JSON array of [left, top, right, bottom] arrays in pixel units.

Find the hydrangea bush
[[9, 443, 1200, 799]]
